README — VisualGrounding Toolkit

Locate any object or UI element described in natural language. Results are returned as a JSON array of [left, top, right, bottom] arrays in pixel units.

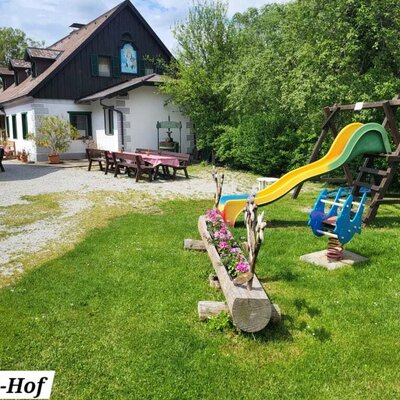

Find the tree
[[0, 27, 44, 66], [162, 0, 235, 160]]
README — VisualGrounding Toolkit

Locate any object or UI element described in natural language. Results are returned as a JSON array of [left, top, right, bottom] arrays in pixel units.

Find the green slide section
[[219, 122, 392, 226]]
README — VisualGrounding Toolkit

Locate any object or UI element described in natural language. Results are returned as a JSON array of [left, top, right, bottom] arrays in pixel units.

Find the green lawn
[[1, 192, 399, 399]]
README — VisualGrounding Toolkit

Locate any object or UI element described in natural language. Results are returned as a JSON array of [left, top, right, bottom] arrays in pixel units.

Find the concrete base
[[300, 250, 368, 270]]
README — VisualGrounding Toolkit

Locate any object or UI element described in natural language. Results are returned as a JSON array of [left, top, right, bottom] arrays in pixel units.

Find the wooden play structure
[[292, 97, 400, 224]]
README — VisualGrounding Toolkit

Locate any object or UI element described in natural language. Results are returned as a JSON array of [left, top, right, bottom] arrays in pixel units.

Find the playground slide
[[219, 122, 392, 226]]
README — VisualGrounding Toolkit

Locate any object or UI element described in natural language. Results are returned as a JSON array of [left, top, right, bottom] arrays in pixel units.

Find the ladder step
[[353, 180, 381, 192], [359, 167, 388, 176], [373, 199, 400, 205], [364, 153, 400, 161]]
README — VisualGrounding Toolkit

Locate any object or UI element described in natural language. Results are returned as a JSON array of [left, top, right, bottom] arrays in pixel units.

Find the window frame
[[67, 111, 92, 138], [6, 116, 10, 138], [98, 55, 112, 78], [103, 108, 114, 135], [11, 114, 17, 139], [21, 112, 28, 139]]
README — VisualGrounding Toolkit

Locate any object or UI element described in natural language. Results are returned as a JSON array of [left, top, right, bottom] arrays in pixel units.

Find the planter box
[[198, 215, 272, 332]]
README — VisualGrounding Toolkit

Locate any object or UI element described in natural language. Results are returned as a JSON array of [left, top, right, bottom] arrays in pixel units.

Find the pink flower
[[230, 247, 240, 254], [218, 241, 230, 250], [236, 261, 250, 273]]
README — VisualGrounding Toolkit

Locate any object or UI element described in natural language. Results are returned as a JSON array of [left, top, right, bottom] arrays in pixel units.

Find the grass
[[0, 194, 62, 228], [0, 190, 400, 399]]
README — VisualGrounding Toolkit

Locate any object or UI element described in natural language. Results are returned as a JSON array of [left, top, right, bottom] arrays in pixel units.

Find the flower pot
[[48, 154, 61, 164]]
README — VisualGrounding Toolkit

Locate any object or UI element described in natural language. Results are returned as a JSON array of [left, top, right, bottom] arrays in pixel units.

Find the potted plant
[[21, 149, 29, 163], [29, 116, 79, 164]]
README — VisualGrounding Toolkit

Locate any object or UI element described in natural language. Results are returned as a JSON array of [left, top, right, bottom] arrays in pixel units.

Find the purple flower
[[230, 247, 241, 254], [236, 261, 250, 273]]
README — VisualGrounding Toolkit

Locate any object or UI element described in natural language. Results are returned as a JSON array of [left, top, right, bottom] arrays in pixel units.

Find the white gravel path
[[0, 160, 256, 279], [0, 161, 253, 206]]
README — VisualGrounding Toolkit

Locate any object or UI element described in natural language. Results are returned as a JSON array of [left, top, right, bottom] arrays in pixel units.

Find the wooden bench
[[160, 150, 190, 179], [135, 148, 160, 155], [112, 152, 137, 178], [0, 148, 4, 172], [86, 148, 105, 171]]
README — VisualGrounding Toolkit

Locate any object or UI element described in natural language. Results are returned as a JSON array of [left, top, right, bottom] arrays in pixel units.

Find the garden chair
[[134, 155, 155, 182], [104, 150, 116, 175], [86, 148, 105, 171]]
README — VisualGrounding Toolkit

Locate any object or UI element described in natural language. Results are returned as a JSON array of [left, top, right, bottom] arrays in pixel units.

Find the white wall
[[121, 86, 192, 153], [34, 99, 92, 161], [3, 98, 36, 161], [90, 100, 120, 151]]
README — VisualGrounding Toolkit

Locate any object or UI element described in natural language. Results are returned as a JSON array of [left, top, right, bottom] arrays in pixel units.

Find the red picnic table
[[137, 153, 180, 168]]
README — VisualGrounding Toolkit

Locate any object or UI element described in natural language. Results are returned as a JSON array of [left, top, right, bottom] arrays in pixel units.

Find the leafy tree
[[162, 0, 235, 160], [0, 27, 44, 65]]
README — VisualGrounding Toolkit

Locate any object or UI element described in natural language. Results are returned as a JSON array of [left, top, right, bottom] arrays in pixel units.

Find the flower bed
[[198, 213, 272, 332], [205, 209, 249, 278]]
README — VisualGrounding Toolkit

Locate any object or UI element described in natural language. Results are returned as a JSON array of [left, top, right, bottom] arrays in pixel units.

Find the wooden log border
[[198, 215, 272, 333]]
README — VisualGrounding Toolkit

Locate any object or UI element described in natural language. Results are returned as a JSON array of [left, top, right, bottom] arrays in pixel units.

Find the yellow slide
[[219, 122, 392, 226]]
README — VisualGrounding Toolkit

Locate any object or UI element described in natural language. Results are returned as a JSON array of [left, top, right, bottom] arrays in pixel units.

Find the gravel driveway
[[0, 160, 255, 282]]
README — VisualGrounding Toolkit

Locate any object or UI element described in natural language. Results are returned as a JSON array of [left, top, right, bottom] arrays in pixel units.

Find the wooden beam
[[198, 216, 272, 333], [382, 101, 400, 146], [198, 301, 229, 321], [328, 98, 400, 112], [184, 239, 206, 251]]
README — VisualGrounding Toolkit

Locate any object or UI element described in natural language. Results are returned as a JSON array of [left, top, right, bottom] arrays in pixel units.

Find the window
[[31, 62, 37, 78], [21, 113, 28, 139], [12, 115, 17, 139], [90, 55, 119, 78], [98, 56, 111, 77], [6, 116, 10, 138], [104, 108, 114, 135], [68, 112, 92, 138]]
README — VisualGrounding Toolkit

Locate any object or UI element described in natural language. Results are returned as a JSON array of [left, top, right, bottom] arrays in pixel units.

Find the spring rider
[[307, 188, 367, 262]]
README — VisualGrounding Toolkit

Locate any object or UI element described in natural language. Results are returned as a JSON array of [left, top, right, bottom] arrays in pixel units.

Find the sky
[[0, 0, 290, 53]]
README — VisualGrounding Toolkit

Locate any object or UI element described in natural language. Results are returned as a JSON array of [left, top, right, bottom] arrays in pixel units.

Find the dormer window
[[31, 61, 37, 78], [90, 55, 119, 78], [98, 56, 111, 77]]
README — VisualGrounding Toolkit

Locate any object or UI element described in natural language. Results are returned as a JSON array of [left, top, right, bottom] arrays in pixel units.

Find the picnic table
[[130, 152, 180, 168]]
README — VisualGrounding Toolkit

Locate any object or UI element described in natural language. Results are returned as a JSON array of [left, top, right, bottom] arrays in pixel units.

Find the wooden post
[[244, 197, 267, 290], [212, 167, 224, 209]]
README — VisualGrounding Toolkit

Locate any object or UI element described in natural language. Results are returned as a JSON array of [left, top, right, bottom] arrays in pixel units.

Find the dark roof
[[0, 0, 172, 105], [78, 73, 163, 102], [26, 48, 63, 60], [9, 59, 31, 69], [0, 1, 122, 104], [0, 67, 14, 76]]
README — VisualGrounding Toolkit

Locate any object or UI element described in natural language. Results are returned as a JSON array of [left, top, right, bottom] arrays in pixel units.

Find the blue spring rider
[[308, 188, 367, 260]]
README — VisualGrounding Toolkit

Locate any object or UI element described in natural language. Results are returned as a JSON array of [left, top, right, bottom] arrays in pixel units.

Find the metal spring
[[326, 237, 344, 262]]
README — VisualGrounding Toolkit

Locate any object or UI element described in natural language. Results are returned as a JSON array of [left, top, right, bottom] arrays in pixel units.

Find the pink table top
[[140, 154, 180, 168], [120, 152, 180, 168]]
